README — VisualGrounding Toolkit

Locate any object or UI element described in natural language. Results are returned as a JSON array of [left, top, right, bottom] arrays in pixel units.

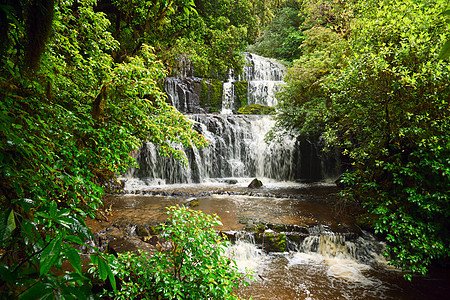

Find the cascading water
[[126, 53, 340, 186], [243, 53, 285, 106]]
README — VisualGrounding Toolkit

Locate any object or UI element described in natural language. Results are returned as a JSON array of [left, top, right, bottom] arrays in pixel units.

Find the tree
[[0, 0, 207, 298], [98, 206, 252, 299], [248, 0, 305, 62], [272, 0, 450, 279]]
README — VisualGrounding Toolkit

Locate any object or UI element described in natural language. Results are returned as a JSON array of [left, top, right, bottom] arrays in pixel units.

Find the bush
[[97, 206, 253, 299]]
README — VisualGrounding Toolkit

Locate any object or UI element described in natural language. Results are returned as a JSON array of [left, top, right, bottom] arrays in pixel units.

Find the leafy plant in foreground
[[96, 206, 253, 299]]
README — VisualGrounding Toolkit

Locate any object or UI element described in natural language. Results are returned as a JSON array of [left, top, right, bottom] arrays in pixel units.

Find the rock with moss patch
[[261, 230, 287, 252], [237, 104, 275, 115], [200, 79, 223, 113], [232, 81, 248, 111], [248, 178, 263, 188]]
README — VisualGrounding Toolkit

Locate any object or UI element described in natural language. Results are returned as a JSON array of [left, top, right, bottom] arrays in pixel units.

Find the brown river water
[[91, 181, 449, 300]]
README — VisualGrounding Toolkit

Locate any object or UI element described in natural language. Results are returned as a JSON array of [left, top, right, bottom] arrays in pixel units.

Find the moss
[[237, 104, 275, 115], [263, 232, 286, 252], [232, 81, 248, 110], [288, 234, 301, 244], [200, 79, 223, 112]]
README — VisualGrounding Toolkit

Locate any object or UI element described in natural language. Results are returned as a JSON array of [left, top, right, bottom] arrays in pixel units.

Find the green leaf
[[106, 259, 117, 292], [0, 208, 15, 241], [40, 236, 62, 276], [65, 245, 82, 275], [7, 209, 15, 235], [97, 257, 108, 281], [439, 40, 450, 59], [18, 282, 52, 300], [49, 201, 57, 218]]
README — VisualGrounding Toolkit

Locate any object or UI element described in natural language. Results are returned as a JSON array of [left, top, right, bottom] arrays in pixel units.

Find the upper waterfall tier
[[243, 52, 285, 82], [164, 53, 286, 114]]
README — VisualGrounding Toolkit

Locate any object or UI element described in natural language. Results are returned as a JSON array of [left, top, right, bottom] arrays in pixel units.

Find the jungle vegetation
[[266, 0, 450, 280], [0, 0, 449, 298]]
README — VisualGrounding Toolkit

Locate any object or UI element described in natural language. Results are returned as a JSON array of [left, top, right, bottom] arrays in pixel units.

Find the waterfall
[[127, 115, 305, 184], [221, 71, 235, 114], [243, 53, 285, 106], [126, 53, 340, 185], [163, 53, 285, 114]]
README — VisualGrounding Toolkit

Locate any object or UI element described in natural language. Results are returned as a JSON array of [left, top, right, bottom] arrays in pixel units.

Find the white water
[[222, 52, 285, 107], [221, 71, 235, 114], [125, 114, 325, 185], [227, 231, 402, 300]]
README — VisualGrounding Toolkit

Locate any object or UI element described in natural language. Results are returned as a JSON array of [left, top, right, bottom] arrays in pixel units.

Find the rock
[[248, 178, 263, 188], [224, 179, 238, 184], [259, 231, 286, 253], [184, 197, 199, 207], [136, 225, 159, 237], [107, 237, 156, 254]]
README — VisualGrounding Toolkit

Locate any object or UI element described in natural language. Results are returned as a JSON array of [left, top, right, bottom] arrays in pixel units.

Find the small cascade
[[221, 71, 235, 114], [164, 77, 204, 114], [244, 52, 285, 106], [225, 231, 266, 274], [295, 231, 388, 283]]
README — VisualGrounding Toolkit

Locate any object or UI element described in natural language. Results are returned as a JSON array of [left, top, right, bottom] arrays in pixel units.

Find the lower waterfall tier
[[126, 114, 341, 184]]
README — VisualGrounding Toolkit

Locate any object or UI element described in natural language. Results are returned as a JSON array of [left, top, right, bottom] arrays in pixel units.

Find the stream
[[94, 180, 448, 300]]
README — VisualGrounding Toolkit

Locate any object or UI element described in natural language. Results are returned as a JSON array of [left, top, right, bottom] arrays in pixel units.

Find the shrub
[[97, 206, 253, 299]]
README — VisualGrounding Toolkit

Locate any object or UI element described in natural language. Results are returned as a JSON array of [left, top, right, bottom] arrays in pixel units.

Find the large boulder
[[248, 178, 263, 188]]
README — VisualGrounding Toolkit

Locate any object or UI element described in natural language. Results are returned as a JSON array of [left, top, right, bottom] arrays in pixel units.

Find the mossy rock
[[136, 225, 159, 236], [237, 104, 275, 115], [262, 231, 286, 252], [232, 81, 248, 111], [248, 178, 263, 188], [200, 79, 223, 113]]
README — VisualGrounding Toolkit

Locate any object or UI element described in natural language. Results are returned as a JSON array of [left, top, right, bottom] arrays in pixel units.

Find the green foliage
[[439, 9, 450, 59], [237, 104, 275, 115], [248, 0, 305, 62], [233, 81, 249, 109], [270, 26, 348, 139], [328, 0, 450, 278], [271, 0, 450, 279], [301, 0, 355, 37], [98, 0, 259, 77], [0, 0, 207, 298], [98, 206, 252, 299]]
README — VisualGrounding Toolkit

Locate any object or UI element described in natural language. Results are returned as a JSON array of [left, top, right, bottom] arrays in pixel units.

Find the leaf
[[18, 282, 52, 300], [106, 260, 117, 292], [97, 257, 108, 281], [65, 234, 84, 245], [65, 245, 82, 275], [40, 236, 62, 276], [6, 209, 15, 236], [0, 208, 14, 241], [439, 40, 450, 59], [49, 200, 57, 218]]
